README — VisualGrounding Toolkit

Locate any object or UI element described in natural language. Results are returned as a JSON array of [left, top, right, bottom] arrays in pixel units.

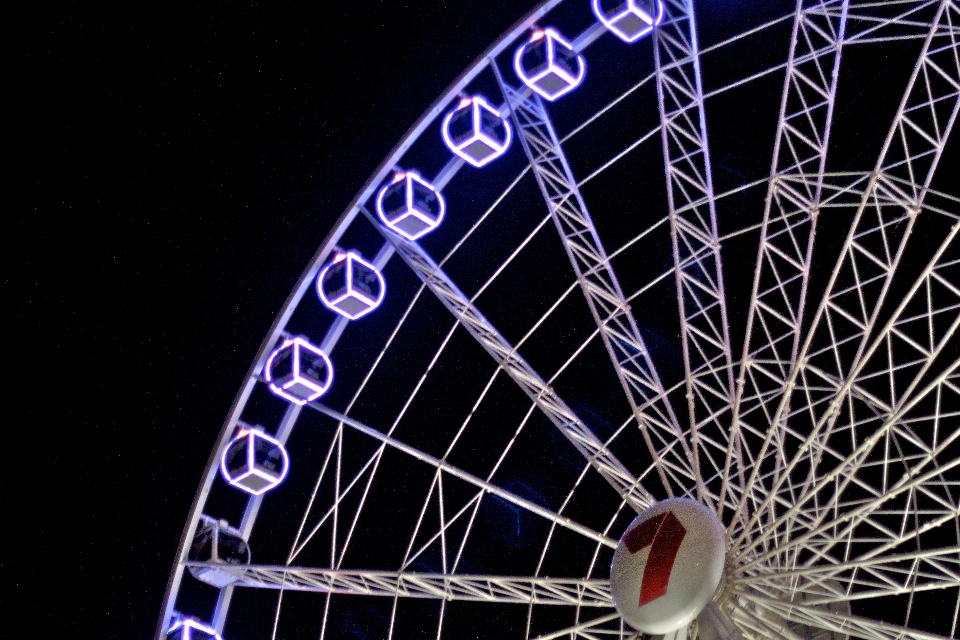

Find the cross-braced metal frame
[[158, 2, 960, 640]]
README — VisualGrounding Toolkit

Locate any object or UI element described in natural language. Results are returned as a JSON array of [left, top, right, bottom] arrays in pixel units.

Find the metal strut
[[492, 65, 701, 503], [361, 206, 653, 512], [726, 0, 850, 535], [186, 564, 613, 607], [729, 0, 960, 551], [654, 0, 736, 508]]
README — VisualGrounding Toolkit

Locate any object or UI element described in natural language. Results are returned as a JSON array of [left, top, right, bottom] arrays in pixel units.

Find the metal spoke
[[654, 0, 737, 512], [727, 0, 849, 532], [740, 587, 957, 640], [529, 612, 627, 640], [187, 564, 612, 606], [739, 544, 960, 604], [493, 65, 700, 503], [737, 223, 960, 561], [737, 362, 960, 571], [730, 0, 960, 550], [307, 402, 618, 550], [361, 205, 653, 511], [841, 0, 958, 44]]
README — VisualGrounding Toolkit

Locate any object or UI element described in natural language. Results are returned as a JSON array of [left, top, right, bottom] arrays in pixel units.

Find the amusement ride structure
[[160, 1, 960, 639]]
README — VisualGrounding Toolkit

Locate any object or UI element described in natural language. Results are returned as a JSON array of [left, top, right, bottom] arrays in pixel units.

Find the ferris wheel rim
[[154, 2, 584, 637]]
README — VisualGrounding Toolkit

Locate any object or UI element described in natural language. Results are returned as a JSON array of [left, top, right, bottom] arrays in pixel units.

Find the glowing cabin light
[[168, 617, 223, 640], [188, 515, 251, 588], [514, 27, 586, 102], [376, 170, 446, 240], [317, 251, 386, 319], [263, 336, 334, 405], [441, 95, 512, 168], [593, 0, 665, 43], [219, 426, 290, 496]]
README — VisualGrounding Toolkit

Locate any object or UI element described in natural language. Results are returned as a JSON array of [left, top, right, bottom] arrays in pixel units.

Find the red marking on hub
[[624, 511, 687, 606]]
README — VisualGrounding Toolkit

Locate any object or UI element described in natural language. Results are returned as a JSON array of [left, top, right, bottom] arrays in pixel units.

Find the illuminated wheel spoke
[[740, 587, 958, 640], [494, 66, 700, 503], [364, 205, 653, 512], [737, 364, 960, 576], [188, 564, 613, 606], [731, 0, 960, 555], [728, 0, 850, 535], [737, 225, 960, 564], [739, 544, 960, 604], [304, 402, 618, 552], [655, 0, 738, 514]]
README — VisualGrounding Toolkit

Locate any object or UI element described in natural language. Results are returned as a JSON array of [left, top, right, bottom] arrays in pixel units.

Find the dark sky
[[19, 2, 537, 638]]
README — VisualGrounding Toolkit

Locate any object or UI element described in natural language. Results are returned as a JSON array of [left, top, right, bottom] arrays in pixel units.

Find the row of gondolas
[[177, 4, 664, 638]]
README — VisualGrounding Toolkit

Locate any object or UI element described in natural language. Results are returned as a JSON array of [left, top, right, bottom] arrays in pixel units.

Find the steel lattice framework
[[158, 2, 960, 640]]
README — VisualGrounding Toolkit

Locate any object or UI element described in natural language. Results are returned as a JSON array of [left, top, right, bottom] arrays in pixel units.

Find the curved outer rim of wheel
[[154, 2, 570, 638]]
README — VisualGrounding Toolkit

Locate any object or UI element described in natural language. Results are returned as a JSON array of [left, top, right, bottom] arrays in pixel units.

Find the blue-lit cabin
[[514, 28, 585, 101], [168, 618, 222, 640], [441, 96, 512, 167], [220, 427, 289, 495], [317, 251, 385, 319], [376, 171, 446, 240], [188, 515, 251, 588], [593, 0, 664, 43], [264, 337, 333, 404]]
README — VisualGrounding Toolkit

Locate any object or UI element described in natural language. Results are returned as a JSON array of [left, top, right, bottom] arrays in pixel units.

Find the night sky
[[20, 2, 537, 638]]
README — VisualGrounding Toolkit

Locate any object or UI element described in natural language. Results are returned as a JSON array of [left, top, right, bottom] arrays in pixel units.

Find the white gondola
[[376, 171, 446, 240], [263, 336, 333, 404], [593, 0, 664, 43], [441, 95, 512, 168], [187, 515, 251, 588], [168, 617, 222, 640], [219, 426, 289, 495], [514, 28, 585, 101], [317, 251, 386, 319]]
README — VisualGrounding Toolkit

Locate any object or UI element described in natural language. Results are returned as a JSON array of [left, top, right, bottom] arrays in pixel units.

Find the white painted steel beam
[[492, 66, 700, 503], [361, 205, 654, 512], [739, 544, 960, 603], [654, 0, 737, 509], [729, 0, 960, 550], [741, 588, 956, 640], [187, 563, 613, 607], [307, 402, 618, 549], [727, 0, 850, 533]]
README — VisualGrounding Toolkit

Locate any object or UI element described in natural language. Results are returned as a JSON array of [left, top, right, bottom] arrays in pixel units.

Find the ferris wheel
[[158, 1, 960, 639]]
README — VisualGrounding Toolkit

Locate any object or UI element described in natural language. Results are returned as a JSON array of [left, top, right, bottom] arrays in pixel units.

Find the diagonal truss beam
[[729, 0, 960, 547], [735, 224, 959, 562], [492, 67, 701, 503], [740, 587, 956, 640], [737, 362, 960, 570], [726, 0, 850, 527], [654, 0, 737, 506], [361, 206, 653, 512], [837, 0, 959, 44], [738, 544, 960, 604], [737, 219, 959, 563], [529, 612, 625, 640], [187, 563, 613, 607], [306, 402, 617, 550]]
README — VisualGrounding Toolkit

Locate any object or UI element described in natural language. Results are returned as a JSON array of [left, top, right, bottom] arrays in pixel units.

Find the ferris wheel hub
[[609, 498, 726, 635]]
